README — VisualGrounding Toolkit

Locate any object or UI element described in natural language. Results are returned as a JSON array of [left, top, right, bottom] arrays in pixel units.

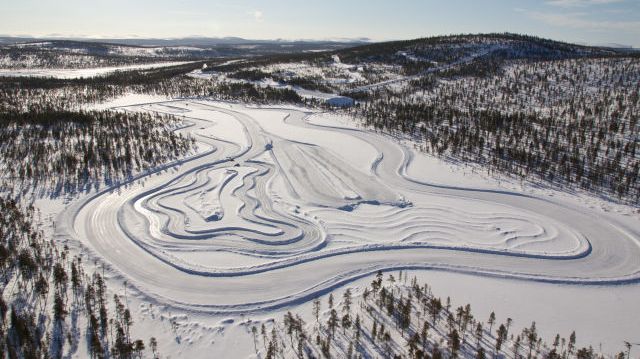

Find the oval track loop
[[56, 100, 640, 314]]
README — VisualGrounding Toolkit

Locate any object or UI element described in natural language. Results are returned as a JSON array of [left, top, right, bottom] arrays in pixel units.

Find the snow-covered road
[[55, 99, 640, 314]]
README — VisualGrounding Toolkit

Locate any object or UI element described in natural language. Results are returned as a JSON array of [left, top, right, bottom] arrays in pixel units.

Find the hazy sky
[[2, 0, 639, 47]]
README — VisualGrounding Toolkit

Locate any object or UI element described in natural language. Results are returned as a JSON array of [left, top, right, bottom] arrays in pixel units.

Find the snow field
[[0, 61, 194, 78]]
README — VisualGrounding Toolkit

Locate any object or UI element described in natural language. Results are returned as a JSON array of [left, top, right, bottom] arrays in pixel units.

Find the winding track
[[56, 100, 640, 314]]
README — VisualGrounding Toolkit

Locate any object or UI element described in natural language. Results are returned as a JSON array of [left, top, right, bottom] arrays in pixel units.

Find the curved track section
[[56, 100, 640, 314]]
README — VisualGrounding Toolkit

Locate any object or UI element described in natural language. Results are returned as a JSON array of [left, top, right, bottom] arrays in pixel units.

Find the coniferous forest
[[350, 57, 639, 203], [0, 110, 195, 196], [0, 198, 155, 358]]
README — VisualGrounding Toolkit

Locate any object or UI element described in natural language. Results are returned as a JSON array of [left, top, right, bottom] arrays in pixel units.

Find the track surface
[[57, 100, 640, 314]]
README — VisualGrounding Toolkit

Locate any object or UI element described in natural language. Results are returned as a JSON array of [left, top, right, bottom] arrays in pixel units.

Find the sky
[[1, 0, 639, 47]]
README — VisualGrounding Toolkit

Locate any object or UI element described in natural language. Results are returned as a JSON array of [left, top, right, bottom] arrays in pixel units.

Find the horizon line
[[0, 32, 636, 49]]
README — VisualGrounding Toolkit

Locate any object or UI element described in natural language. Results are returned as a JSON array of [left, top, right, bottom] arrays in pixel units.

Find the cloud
[[545, 0, 624, 7], [527, 11, 640, 31], [252, 10, 263, 21]]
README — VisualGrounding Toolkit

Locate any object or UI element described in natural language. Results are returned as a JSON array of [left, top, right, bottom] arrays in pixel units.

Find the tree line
[[255, 270, 627, 358], [0, 109, 195, 196]]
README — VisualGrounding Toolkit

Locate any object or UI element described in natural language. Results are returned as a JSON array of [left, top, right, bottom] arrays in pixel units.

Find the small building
[[293, 87, 355, 107]]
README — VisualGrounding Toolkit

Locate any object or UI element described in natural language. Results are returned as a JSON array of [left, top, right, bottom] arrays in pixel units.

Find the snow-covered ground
[[0, 61, 193, 78], [189, 69, 355, 105], [44, 96, 640, 357]]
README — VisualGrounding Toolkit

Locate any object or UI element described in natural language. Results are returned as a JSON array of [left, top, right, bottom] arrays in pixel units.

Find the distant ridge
[[0, 35, 371, 47]]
